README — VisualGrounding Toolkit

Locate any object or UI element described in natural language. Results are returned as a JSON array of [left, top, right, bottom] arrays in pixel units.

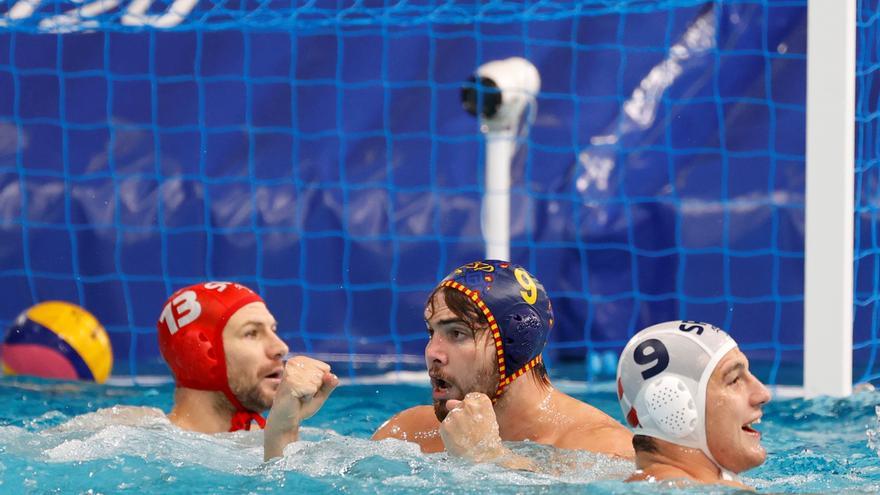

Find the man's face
[[705, 348, 772, 473], [424, 291, 499, 421], [223, 302, 289, 412]]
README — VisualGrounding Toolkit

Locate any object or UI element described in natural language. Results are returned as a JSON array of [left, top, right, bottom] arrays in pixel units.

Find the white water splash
[[269, 435, 633, 488], [867, 405, 880, 455]]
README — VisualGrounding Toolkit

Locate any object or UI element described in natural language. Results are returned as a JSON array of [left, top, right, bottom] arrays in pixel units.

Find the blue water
[[0, 375, 878, 494]]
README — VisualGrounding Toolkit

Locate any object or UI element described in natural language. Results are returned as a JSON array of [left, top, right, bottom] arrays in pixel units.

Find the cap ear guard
[[501, 303, 544, 355], [642, 375, 698, 439]]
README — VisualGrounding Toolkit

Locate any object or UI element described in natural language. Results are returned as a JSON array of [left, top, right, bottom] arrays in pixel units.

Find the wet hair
[[632, 434, 659, 454], [425, 285, 550, 387], [426, 285, 489, 332]]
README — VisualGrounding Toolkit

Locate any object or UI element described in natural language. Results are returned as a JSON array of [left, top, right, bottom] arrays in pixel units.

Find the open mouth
[[263, 369, 282, 380], [742, 417, 762, 435], [430, 373, 456, 399], [431, 376, 450, 392]]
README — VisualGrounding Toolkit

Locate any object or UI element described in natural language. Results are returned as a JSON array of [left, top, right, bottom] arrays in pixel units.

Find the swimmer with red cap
[[157, 282, 338, 438], [368, 260, 633, 464]]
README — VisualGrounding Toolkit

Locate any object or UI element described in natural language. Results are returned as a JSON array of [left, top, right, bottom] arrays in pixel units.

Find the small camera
[[461, 57, 541, 127]]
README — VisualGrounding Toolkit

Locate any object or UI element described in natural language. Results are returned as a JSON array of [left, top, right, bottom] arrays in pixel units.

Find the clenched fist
[[264, 356, 338, 460], [439, 392, 505, 462]]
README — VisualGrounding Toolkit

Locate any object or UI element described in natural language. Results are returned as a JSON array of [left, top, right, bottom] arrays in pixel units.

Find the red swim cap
[[157, 281, 266, 431]]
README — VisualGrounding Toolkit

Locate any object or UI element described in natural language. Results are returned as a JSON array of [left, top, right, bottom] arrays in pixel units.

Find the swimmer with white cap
[[617, 320, 771, 488]]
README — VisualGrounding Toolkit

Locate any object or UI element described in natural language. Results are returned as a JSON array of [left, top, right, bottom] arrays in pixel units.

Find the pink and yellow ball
[[2, 301, 113, 383]]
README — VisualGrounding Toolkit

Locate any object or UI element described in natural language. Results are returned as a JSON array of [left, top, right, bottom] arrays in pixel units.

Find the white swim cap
[[616, 320, 738, 474]]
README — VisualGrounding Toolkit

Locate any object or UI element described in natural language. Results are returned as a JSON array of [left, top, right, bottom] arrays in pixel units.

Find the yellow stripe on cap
[[442, 280, 507, 380], [494, 354, 543, 399]]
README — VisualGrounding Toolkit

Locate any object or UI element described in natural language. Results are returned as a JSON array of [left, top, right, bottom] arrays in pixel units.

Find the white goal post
[[804, 0, 856, 397]]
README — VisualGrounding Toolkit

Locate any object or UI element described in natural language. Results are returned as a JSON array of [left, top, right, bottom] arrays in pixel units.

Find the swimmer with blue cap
[[372, 260, 633, 464], [617, 320, 771, 488]]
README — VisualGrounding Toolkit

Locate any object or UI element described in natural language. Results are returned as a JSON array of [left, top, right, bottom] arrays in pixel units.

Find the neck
[[168, 387, 235, 434], [492, 373, 557, 442], [636, 439, 727, 482]]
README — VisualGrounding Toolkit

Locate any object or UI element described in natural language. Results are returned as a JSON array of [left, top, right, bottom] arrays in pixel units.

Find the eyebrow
[[240, 320, 278, 330], [437, 318, 467, 327], [722, 362, 745, 377], [425, 318, 470, 329]]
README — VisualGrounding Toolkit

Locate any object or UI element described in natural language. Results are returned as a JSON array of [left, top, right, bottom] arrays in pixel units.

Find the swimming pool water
[[0, 375, 878, 494]]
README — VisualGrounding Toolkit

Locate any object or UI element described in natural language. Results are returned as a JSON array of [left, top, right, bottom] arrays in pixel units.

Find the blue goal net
[[3, 0, 874, 387], [854, 0, 880, 385]]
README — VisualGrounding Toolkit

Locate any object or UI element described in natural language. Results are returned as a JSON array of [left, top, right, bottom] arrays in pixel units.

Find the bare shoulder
[[552, 393, 634, 458], [557, 421, 634, 459], [95, 405, 168, 425], [629, 465, 753, 491], [52, 405, 168, 432], [627, 464, 693, 483], [372, 405, 437, 439], [372, 405, 444, 453]]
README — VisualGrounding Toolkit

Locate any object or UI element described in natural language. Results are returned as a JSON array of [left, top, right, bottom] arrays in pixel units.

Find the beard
[[431, 363, 499, 421], [235, 381, 274, 412], [226, 371, 275, 413]]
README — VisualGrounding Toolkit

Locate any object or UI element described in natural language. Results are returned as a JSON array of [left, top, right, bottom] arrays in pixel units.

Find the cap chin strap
[[229, 410, 266, 432], [492, 354, 543, 402], [221, 386, 265, 432], [696, 339, 739, 482], [223, 388, 266, 432], [215, 301, 266, 432]]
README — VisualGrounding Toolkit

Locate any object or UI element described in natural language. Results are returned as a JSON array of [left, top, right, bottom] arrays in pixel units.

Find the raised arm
[[263, 356, 338, 461]]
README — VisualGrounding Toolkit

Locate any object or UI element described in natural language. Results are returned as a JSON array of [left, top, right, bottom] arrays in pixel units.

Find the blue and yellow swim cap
[[439, 260, 554, 397]]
